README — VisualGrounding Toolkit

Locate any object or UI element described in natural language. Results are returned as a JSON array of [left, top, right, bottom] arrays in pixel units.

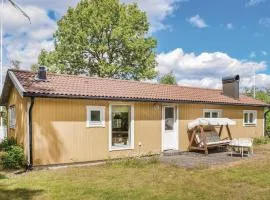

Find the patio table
[[229, 138, 253, 158]]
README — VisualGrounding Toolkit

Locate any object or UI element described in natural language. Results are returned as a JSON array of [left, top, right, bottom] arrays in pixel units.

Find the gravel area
[[160, 149, 252, 169]]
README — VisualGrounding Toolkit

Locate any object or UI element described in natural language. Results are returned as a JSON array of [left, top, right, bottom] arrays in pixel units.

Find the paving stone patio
[[160, 149, 252, 169]]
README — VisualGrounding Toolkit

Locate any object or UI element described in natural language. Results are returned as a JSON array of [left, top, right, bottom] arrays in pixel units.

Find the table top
[[229, 138, 253, 147]]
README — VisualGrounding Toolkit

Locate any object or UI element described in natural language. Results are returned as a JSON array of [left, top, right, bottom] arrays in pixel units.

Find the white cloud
[[249, 51, 256, 58], [242, 73, 270, 88], [187, 14, 208, 28], [2, 3, 56, 35], [157, 48, 269, 89], [246, 0, 266, 7], [19, 0, 183, 32], [177, 74, 270, 89], [177, 77, 221, 89], [1, 2, 57, 71], [259, 17, 270, 28], [226, 23, 234, 30], [1, 0, 183, 71], [261, 51, 268, 56], [122, 0, 185, 32], [28, 28, 56, 41], [15, 0, 79, 13], [6, 38, 54, 67]]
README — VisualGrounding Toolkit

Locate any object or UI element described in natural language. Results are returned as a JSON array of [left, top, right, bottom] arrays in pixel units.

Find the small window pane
[[87, 106, 105, 127], [212, 112, 218, 118], [165, 107, 174, 119], [9, 106, 16, 128], [244, 113, 249, 123], [113, 119, 122, 129], [91, 110, 101, 122], [165, 107, 174, 131], [249, 113, 254, 123], [204, 112, 211, 118], [244, 111, 256, 125]]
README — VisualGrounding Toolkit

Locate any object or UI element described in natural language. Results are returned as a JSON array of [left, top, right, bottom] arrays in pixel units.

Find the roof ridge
[[9, 69, 33, 73], [6, 69, 268, 107], [11, 69, 223, 92]]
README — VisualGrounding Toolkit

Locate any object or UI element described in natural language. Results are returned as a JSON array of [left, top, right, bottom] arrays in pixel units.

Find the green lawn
[[1, 145, 270, 200]]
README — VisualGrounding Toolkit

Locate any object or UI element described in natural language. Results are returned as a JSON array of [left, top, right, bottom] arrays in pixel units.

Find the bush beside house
[[0, 137, 26, 169], [253, 136, 270, 145]]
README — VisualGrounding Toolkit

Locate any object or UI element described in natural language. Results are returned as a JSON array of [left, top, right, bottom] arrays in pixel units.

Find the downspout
[[3, 105, 7, 138], [27, 97, 35, 170], [264, 106, 270, 137]]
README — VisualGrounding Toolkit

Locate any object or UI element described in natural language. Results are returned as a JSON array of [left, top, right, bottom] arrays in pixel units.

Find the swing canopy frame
[[187, 118, 236, 154]]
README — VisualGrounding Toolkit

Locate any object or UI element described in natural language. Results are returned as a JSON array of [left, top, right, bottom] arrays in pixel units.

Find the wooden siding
[[31, 97, 265, 165], [32, 99, 162, 165], [6, 85, 265, 166], [7, 87, 29, 157], [178, 104, 264, 151]]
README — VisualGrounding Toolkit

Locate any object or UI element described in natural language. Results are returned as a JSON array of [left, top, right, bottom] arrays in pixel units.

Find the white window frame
[[86, 106, 105, 128], [203, 109, 222, 118], [243, 110, 257, 126], [109, 103, 134, 151], [9, 105, 16, 128]]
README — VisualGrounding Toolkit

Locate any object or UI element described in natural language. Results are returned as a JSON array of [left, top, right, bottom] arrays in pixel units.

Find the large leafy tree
[[38, 0, 157, 80]]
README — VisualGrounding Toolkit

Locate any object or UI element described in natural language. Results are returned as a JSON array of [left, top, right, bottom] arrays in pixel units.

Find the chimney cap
[[38, 66, 47, 71], [222, 75, 240, 84], [36, 65, 47, 81]]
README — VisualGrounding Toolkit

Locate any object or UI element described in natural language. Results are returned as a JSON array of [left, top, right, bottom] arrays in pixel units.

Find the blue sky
[[2, 0, 270, 89], [155, 0, 270, 64]]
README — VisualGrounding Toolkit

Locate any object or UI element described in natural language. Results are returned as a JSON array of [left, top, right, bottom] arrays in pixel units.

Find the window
[[165, 107, 175, 131], [110, 104, 134, 150], [243, 110, 257, 126], [203, 109, 222, 118], [9, 105, 16, 128], [86, 106, 105, 127], [111, 105, 130, 148]]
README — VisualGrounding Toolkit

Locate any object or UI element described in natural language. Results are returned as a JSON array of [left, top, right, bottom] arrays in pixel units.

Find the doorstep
[[163, 150, 183, 156]]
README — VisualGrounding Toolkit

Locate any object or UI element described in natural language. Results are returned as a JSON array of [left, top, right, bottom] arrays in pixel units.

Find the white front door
[[162, 106, 178, 151]]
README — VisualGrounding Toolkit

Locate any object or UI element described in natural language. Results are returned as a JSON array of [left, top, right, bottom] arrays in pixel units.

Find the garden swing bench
[[187, 118, 236, 155]]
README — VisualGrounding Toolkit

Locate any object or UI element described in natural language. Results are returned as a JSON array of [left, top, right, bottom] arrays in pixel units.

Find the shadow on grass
[[0, 187, 43, 200], [0, 174, 7, 179]]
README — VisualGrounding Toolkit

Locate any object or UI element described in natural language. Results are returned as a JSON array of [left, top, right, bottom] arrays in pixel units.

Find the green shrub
[[1, 146, 26, 169], [253, 137, 270, 145], [0, 137, 17, 151], [265, 131, 270, 138]]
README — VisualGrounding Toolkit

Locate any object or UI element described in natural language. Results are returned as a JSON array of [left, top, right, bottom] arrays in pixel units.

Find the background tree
[[244, 87, 270, 134], [159, 72, 177, 85], [30, 64, 38, 72], [38, 0, 157, 81], [243, 87, 270, 103], [9, 60, 21, 70]]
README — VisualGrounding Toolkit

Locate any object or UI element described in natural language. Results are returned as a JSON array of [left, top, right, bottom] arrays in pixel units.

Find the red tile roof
[[7, 69, 268, 107]]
